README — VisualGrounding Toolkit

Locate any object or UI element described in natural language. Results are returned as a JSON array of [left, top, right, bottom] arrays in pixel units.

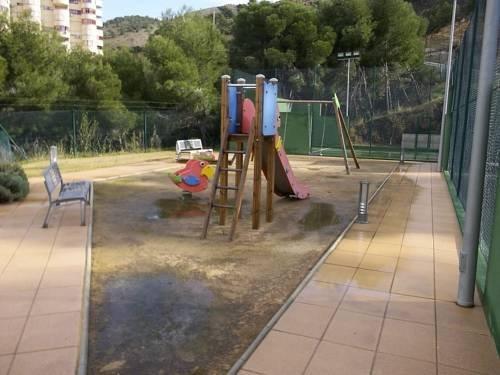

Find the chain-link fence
[[0, 108, 220, 159], [442, 0, 500, 350]]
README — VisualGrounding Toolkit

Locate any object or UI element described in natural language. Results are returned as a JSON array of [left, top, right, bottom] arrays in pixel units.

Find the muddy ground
[[88, 156, 396, 375]]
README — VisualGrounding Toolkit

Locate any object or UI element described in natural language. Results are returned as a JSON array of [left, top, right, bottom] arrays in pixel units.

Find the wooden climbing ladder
[[201, 122, 256, 241]]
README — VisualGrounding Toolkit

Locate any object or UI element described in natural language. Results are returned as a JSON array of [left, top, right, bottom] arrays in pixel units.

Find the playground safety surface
[[88, 156, 396, 374]]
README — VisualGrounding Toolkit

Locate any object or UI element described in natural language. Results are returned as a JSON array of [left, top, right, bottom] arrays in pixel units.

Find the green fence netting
[[443, 0, 500, 353], [233, 64, 444, 161]]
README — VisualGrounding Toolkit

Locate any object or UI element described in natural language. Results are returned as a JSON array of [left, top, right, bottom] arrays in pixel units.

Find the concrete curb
[[77, 182, 93, 375], [227, 165, 399, 375]]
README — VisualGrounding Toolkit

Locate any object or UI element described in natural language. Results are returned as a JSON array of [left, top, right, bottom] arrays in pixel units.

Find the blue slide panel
[[227, 86, 237, 134], [262, 81, 278, 136]]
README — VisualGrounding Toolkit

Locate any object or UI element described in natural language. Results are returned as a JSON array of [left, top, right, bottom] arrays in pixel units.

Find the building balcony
[[53, 0, 69, 7]]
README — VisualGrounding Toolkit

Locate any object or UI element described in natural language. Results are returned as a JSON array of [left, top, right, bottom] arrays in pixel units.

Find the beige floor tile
[[9, 347, 78, 375], [336, 239, 370, 254], [378, 221, 407, 232], [392, 259, 434, 299], [243, 331, 317, 375], [344, 230, 375, 242], [304, 341, 374, 375], [359, 254, 397, 273], [366, 242, 401, 257], [351, 269, 393, 292], [405, 221, 433, 233], [0, 318, 25, 355], [7, 252, 50, 269], [434, 232, 461, 251], [47, 248, 86, 268], [436, 301, 490, 335], [30, 286, 82, 315], [403, 233, 434, 248], [340, 287, 389, 317], [372, 352, 436, 375], [39, 265, 85, 289], [274, 302, 334, 339], [0, 355, 13, 375], [326, 251, 364, 268], [372, 231, 404, 245], [0, 268, 44, 292], [386, 293, 435, 325], [296, 281, 347, 308], [0, 289, 36, 319], [324, 310, 382, 350], [351, 222, 380, 232], [378, 318, 436, 362], [437, 326, 500, 374], [17, 311, 80, 353], [434, 249, 458, 265], [435, 262, 458, 302], [438, 364, 484, 375], [399, 246, 434, 262], [314, 264, 356, 285]]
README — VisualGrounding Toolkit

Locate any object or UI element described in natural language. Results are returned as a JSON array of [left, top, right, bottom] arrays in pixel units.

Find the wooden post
[[219, 75, 230, 225], [252, 74, 265, 229], [266, 136, 275, 222], [338, 109, 360, 169], [334, 102, 351, 175]]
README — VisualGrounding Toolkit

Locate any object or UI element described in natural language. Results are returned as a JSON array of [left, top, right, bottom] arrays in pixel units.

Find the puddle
[[153, 197, 207, 219], [299, 202, 339, 231], [91, 274, 214, 374]]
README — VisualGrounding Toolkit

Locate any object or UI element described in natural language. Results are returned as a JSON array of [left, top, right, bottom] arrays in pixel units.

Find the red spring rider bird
[[168, 159, 215, 193]]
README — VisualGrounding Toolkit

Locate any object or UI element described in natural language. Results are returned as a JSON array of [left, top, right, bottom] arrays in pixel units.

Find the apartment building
[[1, 0, 103, 54], [0, 0, 10, 16]]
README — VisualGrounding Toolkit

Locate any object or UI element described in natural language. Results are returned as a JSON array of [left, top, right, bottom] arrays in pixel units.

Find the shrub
[[0, 163, 29, 203], [0, 185, 13, 203]]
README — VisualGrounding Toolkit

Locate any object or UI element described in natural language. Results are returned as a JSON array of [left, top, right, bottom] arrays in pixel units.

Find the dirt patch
[[88, 157, 396, 374]]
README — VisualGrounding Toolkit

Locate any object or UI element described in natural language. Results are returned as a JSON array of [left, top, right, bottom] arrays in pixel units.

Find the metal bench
[[42, 162, 91, 228]]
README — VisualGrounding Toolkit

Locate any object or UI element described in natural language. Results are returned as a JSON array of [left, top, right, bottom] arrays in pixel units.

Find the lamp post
[[337, 51, 361, 128]]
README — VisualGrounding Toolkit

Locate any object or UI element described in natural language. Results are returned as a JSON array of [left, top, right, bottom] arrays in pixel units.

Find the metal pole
[[437, 0, 457, 170], [143, 110, 147, 151], [346, 58, 350, 128], [72, 109, 77, 156], [457, 0, 500, 307]]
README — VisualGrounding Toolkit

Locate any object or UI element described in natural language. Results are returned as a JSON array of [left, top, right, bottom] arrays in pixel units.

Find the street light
[[337, 51, 361, 128]]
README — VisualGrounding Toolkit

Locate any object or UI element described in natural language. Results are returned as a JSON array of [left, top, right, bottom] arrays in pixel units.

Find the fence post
[[50, 146, 57, 164], [72, 109, 76, 156], [438, 0, 458, 170], [143, 110, 147, 151], [457, 0, 500, 307]]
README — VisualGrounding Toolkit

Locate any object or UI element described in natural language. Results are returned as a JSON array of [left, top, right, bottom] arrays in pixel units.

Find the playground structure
[[201, 75, 310, 241], [169, 159, 215, 194], [278, 94, 359, 174]]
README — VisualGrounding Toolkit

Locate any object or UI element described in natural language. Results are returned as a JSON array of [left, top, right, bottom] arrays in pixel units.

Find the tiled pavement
[[241, 163, 500, 375], [0, 161, 173, 375]]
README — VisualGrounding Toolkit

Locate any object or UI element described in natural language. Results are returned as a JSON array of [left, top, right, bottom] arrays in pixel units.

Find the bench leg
[[86, 186, 91, 205], [80, 200, 86, 226], [43, 203, 53, 228]]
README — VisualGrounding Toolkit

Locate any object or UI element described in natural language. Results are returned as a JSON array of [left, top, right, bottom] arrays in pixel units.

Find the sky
[[103, 0, 249, 21]]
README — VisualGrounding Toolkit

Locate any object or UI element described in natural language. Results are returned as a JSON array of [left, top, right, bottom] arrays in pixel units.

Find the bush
[[0, 163, 29, 203]]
